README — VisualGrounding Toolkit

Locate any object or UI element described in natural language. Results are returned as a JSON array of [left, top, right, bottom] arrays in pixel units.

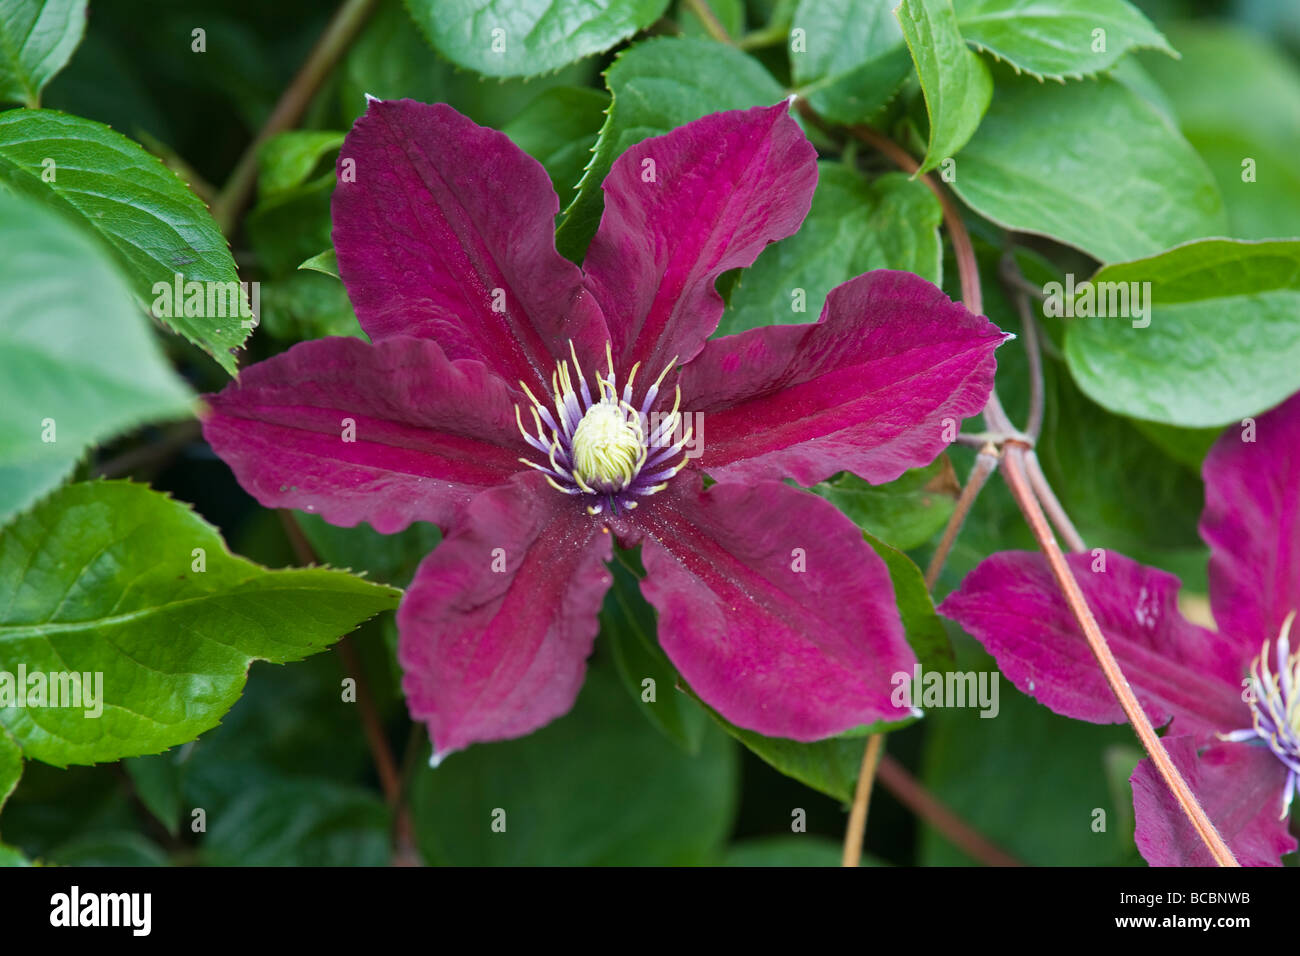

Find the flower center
[[513, 342, 691, 515], [571, 402, 644, 492], [1221, 610, 1300, 818]]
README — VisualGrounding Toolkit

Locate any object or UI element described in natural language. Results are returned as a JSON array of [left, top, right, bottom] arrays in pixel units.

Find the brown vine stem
[[876, 755, 1022, 866], [924, 443, 1000, 590], [211, 0, 381, 234], [841, 733, 885, 866], [841, 122, 1237, 865]]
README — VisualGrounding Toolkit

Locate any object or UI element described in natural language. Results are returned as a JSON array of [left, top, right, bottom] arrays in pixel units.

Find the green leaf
[[723, 835, 861, 865], [0, 190, 192, 525], [1064, 238, 1300, 427], [920, 644, 1135, 865], [342, 0, 598, 130], [948, 74, 1225, 263], [246, 172, 333, 277], [953, 0, 1173, 81], [815, 458, 956, 552], [124, 750, 185, 836], [0, 0, 86, 107], [49, 830, 167, 866], [0, 843, 30, 866], [720, 164, 942, 336], [555, 36, 785, 261], [406, 0, 670, 78], [863, 531, 955, 673], [257, 129, 343, 198], [410, 664, 738, 864], [0, 108, 248, 373], [200, 778, 390, 866], [298, 248, 339, 279], [601, 554, 708, 753], [790, 0, 911, 124], [0, 480, 401, 766], [1141, 23, 1300, 241], [0, 730, 20, 815], [259, 271, 363, 342], [503, 86, 609, 200], [295, 512, 441, 588], [896, 0, 993, 174]]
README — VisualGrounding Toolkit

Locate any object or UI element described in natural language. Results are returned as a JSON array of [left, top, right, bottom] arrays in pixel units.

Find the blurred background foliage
[[1, 0, 1296, 866]]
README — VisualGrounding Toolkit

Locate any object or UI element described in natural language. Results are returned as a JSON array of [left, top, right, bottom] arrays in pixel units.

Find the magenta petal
[[1201, 390, 1300, 657], [398, 472, 613, 761], [1131, 738, 1296, 866], [202, 336, 525, 532], [938, 551, 1249, 742], [583, 103, 817, 374], [678, 271, 1003, 487], [627, 473, 916, 740], [332, 99, 609, 391]]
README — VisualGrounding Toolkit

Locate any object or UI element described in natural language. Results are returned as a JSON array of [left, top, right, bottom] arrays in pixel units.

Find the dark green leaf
[[555, 36, 785, 261], [720, 164, 942, 335], [816, 458, 956, 552], [790, 0, 911, 124], [410, 664, 738, 864], [503, 86, 609, 199]]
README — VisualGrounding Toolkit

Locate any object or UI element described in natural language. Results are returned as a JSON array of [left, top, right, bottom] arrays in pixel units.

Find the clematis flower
[[939, 390, 1300, 866], [202, 97, 1004, 762]]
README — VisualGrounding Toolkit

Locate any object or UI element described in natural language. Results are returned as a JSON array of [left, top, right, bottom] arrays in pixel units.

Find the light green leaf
[[817, 459, 956, 552], [0, 480, 401, 767], [0, 190, 192, 525], [790, 0, 911, 124], [1064, 238, 1300, 427], [0, 843, 30, 866], [555, 36, 785, 261], [257, 129, 343, 198], [0, 0, 86, 107], [954, 0, 1173, 81], [0, 108, 248, 373], [406, 0, 670, 78], [720, 164, 942, 335], [896, 0, 993, 174], [1142, 23, 1300, 241], [503, 86, 609, 199], [410, 664, 738, 865], [298, 248, 339, 279], [949, 74, 1225, 263]]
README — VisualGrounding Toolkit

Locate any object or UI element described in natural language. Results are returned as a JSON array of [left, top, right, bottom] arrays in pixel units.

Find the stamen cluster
[[515, 342, 692, 515]]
